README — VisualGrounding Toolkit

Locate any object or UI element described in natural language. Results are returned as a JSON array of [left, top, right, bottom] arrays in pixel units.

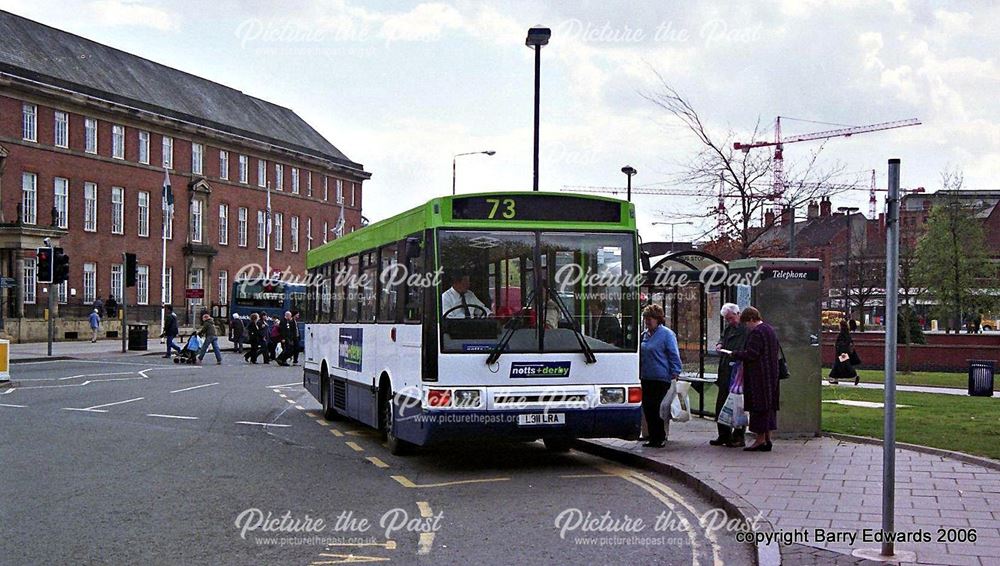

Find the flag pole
[[265, 181, 272, 278], [161, 167, 172, 336]]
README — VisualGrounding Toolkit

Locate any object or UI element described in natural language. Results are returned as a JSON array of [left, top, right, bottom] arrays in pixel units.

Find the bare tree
[[643, 71, 850, 258]]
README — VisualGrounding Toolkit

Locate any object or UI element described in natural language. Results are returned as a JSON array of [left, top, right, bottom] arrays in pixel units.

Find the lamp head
[[621, 166, 637, 176], [526, 26, 551, 47], [484, 151, 496, 156]]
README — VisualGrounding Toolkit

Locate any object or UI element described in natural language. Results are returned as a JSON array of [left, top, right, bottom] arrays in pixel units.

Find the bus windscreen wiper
[[546, 287, 597, 364], [486, 287, 537, 366]]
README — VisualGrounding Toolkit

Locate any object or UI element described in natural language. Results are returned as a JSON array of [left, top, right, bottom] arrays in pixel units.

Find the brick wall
[[821, 332, 1000, 372]]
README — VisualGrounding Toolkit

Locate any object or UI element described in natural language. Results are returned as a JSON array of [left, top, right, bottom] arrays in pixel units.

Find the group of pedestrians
[[639, 302, 783, 453], [239, 311, 301, 366]]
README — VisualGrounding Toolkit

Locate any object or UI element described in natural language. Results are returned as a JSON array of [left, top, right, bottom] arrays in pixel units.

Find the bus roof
[[307, 191, 636, 268]]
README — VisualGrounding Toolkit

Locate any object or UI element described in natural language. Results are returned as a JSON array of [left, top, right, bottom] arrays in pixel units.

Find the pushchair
[[173, 334, 202, 364]]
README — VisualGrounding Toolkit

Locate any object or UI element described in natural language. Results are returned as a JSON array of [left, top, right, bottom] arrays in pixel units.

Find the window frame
[[53, 177, 69, 229], [218, 204, 229, 246], [112, 124, 125, 159], [84, 117, 98, 154], [111, 186, 125, 234], [22, 103, 37, 142], [237, 207, 248, 247], [162, 136, 173, 169], [138, 131, 150, 164], [137, 190, 150, 237], [54, 110, 69, 148], [84, 182, 98, 232], [21, 172, 37, 225], [219, 150, 229, 180], [191, 142, 204, 175]]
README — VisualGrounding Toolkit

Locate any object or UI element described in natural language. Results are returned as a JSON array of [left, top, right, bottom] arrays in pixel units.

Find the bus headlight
[[454, 389, 481, 408], [600, 387, 625, 405]]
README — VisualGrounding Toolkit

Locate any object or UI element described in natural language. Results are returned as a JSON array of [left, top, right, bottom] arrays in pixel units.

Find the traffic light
[[36, 247, 53, 283], [125, 253, 137, 288], [52, 247, 70, 284]]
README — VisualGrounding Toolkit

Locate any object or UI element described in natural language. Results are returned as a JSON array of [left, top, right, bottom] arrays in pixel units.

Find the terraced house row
[[0, 11, 369, 337]]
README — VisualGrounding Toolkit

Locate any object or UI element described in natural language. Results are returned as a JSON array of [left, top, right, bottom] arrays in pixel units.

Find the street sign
[[0, 277, 16, 288], [185, 288, 205, 299]]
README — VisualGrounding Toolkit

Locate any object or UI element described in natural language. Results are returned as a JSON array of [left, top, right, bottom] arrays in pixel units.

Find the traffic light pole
[[122, 253, 128, 353], [47, 284, 55, 356]]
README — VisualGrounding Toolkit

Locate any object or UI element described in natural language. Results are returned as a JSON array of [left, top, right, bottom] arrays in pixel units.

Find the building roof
[[752, 213, 861, 253], [902, 190, 1000, 219], [0, 10, 364, 172]]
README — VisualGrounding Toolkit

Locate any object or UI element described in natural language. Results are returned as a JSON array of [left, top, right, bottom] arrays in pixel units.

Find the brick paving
[[590, 418, 1000, 566]]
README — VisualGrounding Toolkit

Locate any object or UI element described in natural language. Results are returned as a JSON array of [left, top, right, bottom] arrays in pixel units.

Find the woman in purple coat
[[730, 306, 781, 452]]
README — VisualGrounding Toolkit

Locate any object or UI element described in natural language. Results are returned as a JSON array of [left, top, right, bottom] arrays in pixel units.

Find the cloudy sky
[[3, 0, 997, 241]]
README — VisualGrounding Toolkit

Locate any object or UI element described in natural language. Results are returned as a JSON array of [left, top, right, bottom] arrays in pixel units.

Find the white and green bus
[[302, 192, 641, 453]]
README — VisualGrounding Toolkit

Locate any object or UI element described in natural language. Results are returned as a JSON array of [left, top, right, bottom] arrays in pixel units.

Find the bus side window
[[378, 244, 398, 322], [360, 250, 378, 323], [345, 255, 360, 322], [331, 261, 343, 323], [404, 233, 424, 322], [320, 263, 332, 321]]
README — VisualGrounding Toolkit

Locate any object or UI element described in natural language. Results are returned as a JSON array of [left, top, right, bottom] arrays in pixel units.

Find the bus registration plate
[[517, 413, 565, 426]]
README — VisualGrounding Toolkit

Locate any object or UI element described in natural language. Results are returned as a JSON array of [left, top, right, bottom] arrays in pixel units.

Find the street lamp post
[[452, 151, 496, 195], [838, 206, 860, 320], [652, 221, 694, 252], [621, 166, 637, 202], [526, 26, 550, 192]]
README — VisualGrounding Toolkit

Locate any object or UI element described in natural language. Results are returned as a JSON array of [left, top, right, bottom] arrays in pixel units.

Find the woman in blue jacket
[[639, 304, 683, 448]]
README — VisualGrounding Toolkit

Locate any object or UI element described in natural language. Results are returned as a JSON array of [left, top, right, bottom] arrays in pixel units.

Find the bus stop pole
[[882, 158, 901, 557], [121, 252, 127, 354]]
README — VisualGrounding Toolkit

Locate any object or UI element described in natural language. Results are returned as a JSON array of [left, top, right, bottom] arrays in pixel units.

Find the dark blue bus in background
[[229, 281, 307, 349]]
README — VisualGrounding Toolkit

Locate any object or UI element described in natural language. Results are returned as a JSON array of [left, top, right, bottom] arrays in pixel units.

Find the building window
[[138, 131, 150, 164], [190, 198, 203, 243], [192, 143, 203, 175], [57, 281, 68, 304], [351, 183, 356, 207], [337, 179, 344, 204], [257, 210, 267, 249], [137, 265, 149, 305], [219, 270, 229, 305], [111, 186, 125, 234], [22, 172, 37, 225], [85, 117, 98, 153], [239, 155, 248, 184], [84, 182, 98, 232], [54, 111, 69, 148], [83, 263, 97, 303], [162, 136, 173, 168], [111, 264, 124, 303], [257, 159, 266, 187], [274, 163, 283, 190], [323, 221, 329, 244], [112, 124, 125, 159], [54, 177, 69, 229], [324, 176, 329, 201], [219, 150, 229, 180], [290, 216, 299, 252], [218, 204, 229, 245], [164, 206, 173, 240], [307, 171, 313, 197], [237, 207, 248, 247], [23, 258, 36, 304], [291, 168, 300, 194], [138, 191, 150, 237], [306, 218, 312, 250], [22, 103, 37, 141], [274, 212, 283, 251], [163, 267, 173, 306]]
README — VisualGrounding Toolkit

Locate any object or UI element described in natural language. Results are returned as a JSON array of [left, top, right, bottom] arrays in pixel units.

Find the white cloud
[[87, 0, 178, 32]]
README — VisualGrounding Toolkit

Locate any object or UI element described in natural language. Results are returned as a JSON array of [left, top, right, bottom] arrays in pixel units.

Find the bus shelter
[[641, 250, 727, 417]]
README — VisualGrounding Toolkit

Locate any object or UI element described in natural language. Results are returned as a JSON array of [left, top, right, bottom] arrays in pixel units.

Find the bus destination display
[[450, 195, 622, 223]]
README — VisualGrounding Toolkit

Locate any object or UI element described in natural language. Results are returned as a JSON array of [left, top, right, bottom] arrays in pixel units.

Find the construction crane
[[733, 116, 921, 198]]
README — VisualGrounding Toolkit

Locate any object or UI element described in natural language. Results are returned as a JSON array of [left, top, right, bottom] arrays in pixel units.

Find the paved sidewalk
[[591, 418, 1000, 566], [825, 381, 994, 398], [10, 338, 168, 361]]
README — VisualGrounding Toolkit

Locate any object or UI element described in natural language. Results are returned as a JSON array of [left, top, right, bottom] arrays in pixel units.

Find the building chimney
[[764, 209, 775, 226], [820, 197, 832, 217], [779, 206, 793, 226], [807, 200, 820, 218]]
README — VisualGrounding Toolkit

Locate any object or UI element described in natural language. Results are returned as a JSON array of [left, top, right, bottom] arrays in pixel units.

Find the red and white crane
[[733, 116, 921, 199]]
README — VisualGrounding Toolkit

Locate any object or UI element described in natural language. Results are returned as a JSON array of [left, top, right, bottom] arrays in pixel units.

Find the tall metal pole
[[121, 252, 127, 354], [452, 157, 457, 196], [532, 45, 540, 192], [626, 174, 632, 202], [47, 284, 54, 356], [265, 182, 272, 277], [882, 158, 901, 557]]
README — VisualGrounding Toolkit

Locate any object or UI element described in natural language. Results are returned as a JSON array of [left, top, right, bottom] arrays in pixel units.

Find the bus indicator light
[[427, 389, 452, 407]]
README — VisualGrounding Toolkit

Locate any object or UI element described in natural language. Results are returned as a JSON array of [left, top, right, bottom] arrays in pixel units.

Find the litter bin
[[968, 360, 995, 397], [127, 323, 149, 351]]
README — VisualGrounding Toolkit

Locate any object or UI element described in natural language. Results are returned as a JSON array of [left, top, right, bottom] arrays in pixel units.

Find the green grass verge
[[823, 368, 1000, 391], [821, 387, 1000, 460]]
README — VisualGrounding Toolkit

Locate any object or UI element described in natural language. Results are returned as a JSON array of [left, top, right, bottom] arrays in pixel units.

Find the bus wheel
[[381, 389, 412, 456], [320, 367, 340, 421], [543, 438, 574, 452]]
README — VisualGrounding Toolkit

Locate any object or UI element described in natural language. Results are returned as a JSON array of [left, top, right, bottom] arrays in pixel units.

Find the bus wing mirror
[[405, 237, 422, 259], [640, 251, 651, 272]]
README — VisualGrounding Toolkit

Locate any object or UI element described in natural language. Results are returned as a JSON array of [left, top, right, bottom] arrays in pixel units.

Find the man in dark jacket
[[712, 303, 748, 447], [161, 305, 182, 358], [105, 295, 118, 318], [276, 311, 298, 366], [229, 313, 246, 353]]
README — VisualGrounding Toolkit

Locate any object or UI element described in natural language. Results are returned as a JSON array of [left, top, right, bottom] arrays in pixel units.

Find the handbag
[[778, 344, 790, 380], [848, 346, 861, 366]]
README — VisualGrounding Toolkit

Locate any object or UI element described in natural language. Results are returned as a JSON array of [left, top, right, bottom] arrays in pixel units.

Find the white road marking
[[170, 382, 219, 393], [62, 408, 108, 413], [235, 421, 292, 428], [84, 397, 145, 410], [266, 382, 301, 388], [15, 367, 196, 390], [0, 388, 14, 395], [147, 414, 199, 420], [0, 402, 26, 408]]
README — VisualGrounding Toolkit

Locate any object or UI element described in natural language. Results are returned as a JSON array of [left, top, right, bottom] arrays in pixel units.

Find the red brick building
[[0, 11, 369, 338]]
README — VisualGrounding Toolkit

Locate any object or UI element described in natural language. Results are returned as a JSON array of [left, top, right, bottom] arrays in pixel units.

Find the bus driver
[[441, 271, 491, 319]]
